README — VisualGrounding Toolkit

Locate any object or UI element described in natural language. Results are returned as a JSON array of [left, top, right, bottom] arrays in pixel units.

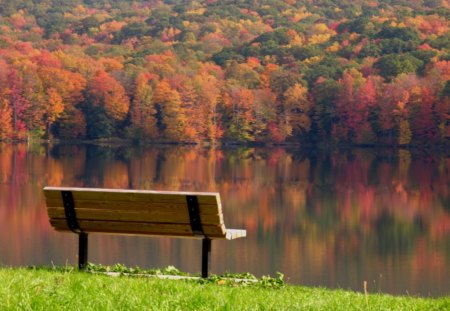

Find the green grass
[[0, 266, 448, 311]]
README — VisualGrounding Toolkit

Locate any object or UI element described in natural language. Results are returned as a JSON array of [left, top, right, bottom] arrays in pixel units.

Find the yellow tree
[[152, 79, 187, 141], [254, 88, 277, 141], [194, 71, 223, 142], [129, 73, 158, 138], [307, 23, 336, 45], [38, 64, 86, 104], [282, 83, 312, 137], [0, 99, 13, 140], [393, 91, 412, 145], [37, 66, 86, 135], [45, 87, 64, 138], [173, 77, 200, 141]]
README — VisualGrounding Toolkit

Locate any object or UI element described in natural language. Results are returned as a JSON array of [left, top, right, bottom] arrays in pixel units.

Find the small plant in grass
[[154, 265, 185, 276], [85, 263, 285, 288], [259, 272, 285, 288], [201, 272, 284, 288], [85, 263, 187, 276]]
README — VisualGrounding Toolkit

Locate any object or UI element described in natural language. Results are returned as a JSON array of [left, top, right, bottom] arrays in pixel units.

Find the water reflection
[[0, 143, 449, 297]]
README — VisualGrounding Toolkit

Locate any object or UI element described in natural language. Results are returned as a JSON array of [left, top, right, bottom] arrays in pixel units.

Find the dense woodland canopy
[[0, 0, 449, 145]]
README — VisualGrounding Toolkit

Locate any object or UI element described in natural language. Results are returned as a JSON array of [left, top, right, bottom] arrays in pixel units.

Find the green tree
[[374, 54, 423, 81], [311, 79, 340, 142], [227, 87, 256, 142]]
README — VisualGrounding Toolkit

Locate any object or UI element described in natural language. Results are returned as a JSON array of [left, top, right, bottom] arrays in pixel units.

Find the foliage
[[0, 0, 448, 145], [374, 54, 423, 80]]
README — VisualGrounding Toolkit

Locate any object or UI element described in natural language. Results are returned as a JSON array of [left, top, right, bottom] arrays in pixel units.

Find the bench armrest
[[225, 229, 246, 240]]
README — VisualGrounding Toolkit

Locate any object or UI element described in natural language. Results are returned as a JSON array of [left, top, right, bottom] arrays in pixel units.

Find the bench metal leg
[[78, 233, 88, 270], [202, 238, 211, 278]]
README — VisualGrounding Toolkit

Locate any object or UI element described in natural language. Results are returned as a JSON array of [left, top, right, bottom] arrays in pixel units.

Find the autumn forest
[[0, 0, 449, 145]]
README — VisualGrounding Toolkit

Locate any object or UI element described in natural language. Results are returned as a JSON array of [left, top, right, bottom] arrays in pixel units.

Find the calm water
[[0, 143, 449, 297]]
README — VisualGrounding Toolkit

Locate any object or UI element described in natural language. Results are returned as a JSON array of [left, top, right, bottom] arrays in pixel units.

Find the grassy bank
[[0, 267, 448, 311]]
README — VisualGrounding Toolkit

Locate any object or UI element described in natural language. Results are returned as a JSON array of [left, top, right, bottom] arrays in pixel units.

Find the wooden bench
[[43, 187, 246, 277]]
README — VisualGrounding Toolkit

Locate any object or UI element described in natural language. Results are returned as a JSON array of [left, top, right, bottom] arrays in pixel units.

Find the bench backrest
[[44, 187, 231, 239]]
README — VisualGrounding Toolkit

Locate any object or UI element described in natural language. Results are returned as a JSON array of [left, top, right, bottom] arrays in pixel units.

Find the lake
[[0, 143, 448, 297]]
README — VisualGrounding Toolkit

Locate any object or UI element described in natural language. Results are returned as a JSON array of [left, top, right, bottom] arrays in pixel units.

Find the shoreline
[[2, 137, 450, 151]]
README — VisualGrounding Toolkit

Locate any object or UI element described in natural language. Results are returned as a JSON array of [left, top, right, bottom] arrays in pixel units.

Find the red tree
[[88, 70, 130, 122], [8, 69, 29, 139]]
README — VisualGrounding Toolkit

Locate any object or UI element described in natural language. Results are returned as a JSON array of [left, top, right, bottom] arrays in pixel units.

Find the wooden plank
[[45, 198, 221, 215], [50, 219, 193, 235], [47, 207, 222, 225], [204, 224, 226, 237], [44, 190, 215, 204], [82, 221, 194, 235], [49, 220, 227, 238], [50, 219, 70, 231], [44, 187, 219, 205], [44, 186, 220, 197]]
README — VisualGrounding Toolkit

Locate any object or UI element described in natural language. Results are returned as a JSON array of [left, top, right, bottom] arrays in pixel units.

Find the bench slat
[[47, 207, 222, 225], [49, 219, 227, 238], [44, 188, 220, 205], [45, 198, 221, 215]]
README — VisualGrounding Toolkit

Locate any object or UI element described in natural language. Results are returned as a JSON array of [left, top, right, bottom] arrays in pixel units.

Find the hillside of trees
[[0, 0, 449, 146]]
